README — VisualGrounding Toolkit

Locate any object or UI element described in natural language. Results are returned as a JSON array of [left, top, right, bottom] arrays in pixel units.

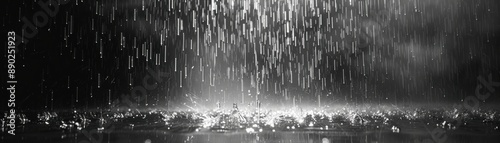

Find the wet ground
[[2, 106, 500, 143], [3, 127, 500, 143]]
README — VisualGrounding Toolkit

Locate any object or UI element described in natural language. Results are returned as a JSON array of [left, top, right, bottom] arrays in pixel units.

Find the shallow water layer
[[4, 128, 500, 143], [3, 106, 500, 143]]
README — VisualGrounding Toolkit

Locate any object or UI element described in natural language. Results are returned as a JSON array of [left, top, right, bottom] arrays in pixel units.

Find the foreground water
[[2, 105, 500, 143], [4, 129, 500, 143]]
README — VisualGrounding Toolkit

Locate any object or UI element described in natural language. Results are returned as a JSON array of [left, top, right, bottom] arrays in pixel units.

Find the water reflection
[[2, 106, 500, 143], [3, 128, 499, 143]]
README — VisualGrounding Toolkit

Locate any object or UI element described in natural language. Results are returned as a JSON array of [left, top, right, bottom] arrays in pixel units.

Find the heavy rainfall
[[1, 0, 500, 142]]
